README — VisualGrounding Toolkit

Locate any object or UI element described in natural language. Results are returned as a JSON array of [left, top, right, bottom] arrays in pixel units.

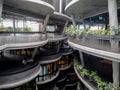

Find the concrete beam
[[79, 51, 85, 67], [0, 0, 3, 18], [71, 15, 76, 29], [42, 14, 50, 32]]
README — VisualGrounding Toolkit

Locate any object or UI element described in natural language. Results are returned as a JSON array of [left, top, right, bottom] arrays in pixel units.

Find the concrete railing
[[69, 34, 120, 53], [0, 33, 48, 51], [0, 33, 47, 45], [67, 34, 120, 62]]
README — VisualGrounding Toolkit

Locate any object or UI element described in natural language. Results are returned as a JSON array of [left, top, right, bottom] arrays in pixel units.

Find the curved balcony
[[61, 45, 73, 55], [38, 53, 62, 64], [36, 62, 60, 85], [65, 72, 78, 90], [68, 35, 120, 62], [0, 33, 48, 51], [4, 0, 55, 18], [57, 76, 67, 83], [56, 76, 66, 90], [0, 60, 40, 89], [35, 48, 62, 64], [48, 34, 67, 42], [58, 62, 72, 71], [36, 50, 73, 86], [74, 65, 98, 90], [60, 39, 73, 55], [49, 12, 72, 25], [58, 54, 73, 70], [37, 71, 60, 85], [65, 0, 108, 19]]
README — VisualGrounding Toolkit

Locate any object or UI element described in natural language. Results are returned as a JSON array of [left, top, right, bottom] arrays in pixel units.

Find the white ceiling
[[4, 0, 55, 16], [65, 0, 109, 20], [52, 12, 72, 21]]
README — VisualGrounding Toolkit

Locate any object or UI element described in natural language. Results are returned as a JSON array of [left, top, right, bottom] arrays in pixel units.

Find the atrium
[[0, 0, 120, 90]]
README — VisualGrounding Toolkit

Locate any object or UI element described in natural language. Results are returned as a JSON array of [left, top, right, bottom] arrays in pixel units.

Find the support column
[[42, 14, 50, 32], [71, 15, 76, 29], [63, 20, 68, 33], [0, 0, 3, 18], [31, 47, 39, 60], [13, 17, 16, 36], [108, 0, 119, 86], [79, 51, 85, 67], [111, 40, 119, 85], [23, 17, 27, 28], [36, 84, 38, 90], [83, 19, 86, 29], [16, 19, 18, 31], [57, 41, 62, 53], [59, 0, 63, 13], [108, 0, 118, 35]]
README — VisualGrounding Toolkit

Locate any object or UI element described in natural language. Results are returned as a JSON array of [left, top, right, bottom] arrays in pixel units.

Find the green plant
[[94, 75, 102, 84], [22, 25, 32, 32], [6, 27, 13, 32], [86, 30, 110, 35], [104, 82, 120, 90], [97, 81, 107, 90], [77, 65, 83, 71], [0, 26, 7, 31], [81, 68, 89, 78], [111, 26, 119, 35], [74, 57, 120, 90], [89, 71, 97, 82]]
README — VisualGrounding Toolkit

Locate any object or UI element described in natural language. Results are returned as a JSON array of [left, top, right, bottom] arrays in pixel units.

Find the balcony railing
[[0, 32, 46, 44], [36, 70, 60, 84], [69, 34, 120, 53], [0, 32, 47, 50]]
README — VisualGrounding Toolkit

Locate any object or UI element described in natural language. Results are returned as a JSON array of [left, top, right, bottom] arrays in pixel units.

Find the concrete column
[[0, 0, 3, 18], [13, 18, 15, 32], [31, 47, 39, 60], [108, 0, 119, 86], [108, 0, 118, 35], [36, 84, 38, 90], [44, 65, 47, 80], [42, 14, 50, 32], [57, 41, 62, 53], [16, 19, 18, 31], [23, 18, 27, 28], [71, 15, 76, 29], [79, 51, 85, 67], [83, 20, 86, 29], [111, 40, 119, 85], [59, 0, 63, 13], [63, 20, 68, 33]]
